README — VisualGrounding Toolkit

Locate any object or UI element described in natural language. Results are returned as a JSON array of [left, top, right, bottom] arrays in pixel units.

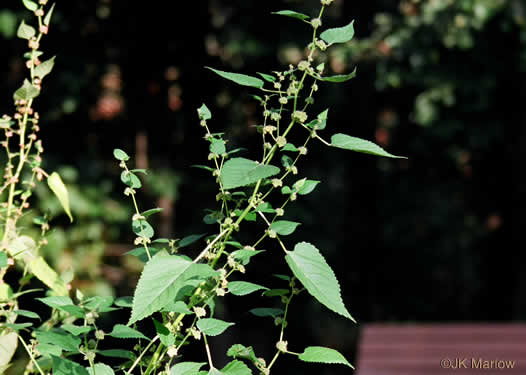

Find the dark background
[[1, 0, 524, 373]]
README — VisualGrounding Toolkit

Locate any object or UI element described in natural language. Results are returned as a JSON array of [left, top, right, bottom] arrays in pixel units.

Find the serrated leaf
[[0, 332, 17, 370], [83, 296, 116, 313], [87, 363, 115, 375], [43, 3, 55, 26], [320, 20, 355, 44], [269, 221, 301, 236], [285, 242, 355, 321], [36, 330, 81, 352], [272, 10, 310, 21], [132, 220, 154, 238], [162, 300, 193, 314], [61, 324, 93, 336], [171, 362, 207, 375], [13, 309, 40, 319], [36, 342, 62, 357], [129, 254, 216, 324], [153, 319, 175, 347], [113, 148, 129, 161], [17, 20, 35, 39], [227, 344, 258, 363], [306, 109, 328, 130], [197, 318, 234, 337], [198, 103, 212, 120], [254, 202, 275, 213], [221, 360, 252, 375], [121, 170, 142, 188], [228, 281, 268, 296], [22, 0, 38, 11], [331, 133, 405, 158], [322, 68, 357, 83], [210, 139, 226, 155], [34, 56, 55, 79], [220, 158, 280, 190], [47, 171, 73, 222], [249, 308, 284, 318], [298, 346, 354, 368], [13, 79, 39, 100], [109, 324, 149, 340], [231, 250, 265, 266], [52, 356, 89, 375], [295, 180, 320, 195], [206, 67, 264, 88]]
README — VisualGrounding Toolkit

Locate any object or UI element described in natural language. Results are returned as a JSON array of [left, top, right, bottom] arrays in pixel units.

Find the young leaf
[[262, 289, 289, 297], [142, 207, 163, 218], [210, 139, 226, 155], [129, 254, 216, 324], [294, 179, 320, 195], [47, 171, 73, 222], [36, 330, 81, 352], [320, 20, 355, 44], [121, 170, 142, 188], [170, 362, 207, 375], [29, 256, 69, 296], [306, 109, 328, 130], [4, 322, 32, 331], [109, 324, 149, 340], [13, 309, 40, 319], [206, 67, 264, 88], [61, 324, 93, 336], [22, 0, 38, 11], [132, 219, 154, 238], [257, 72, 276, 82], [179, 233, 206, 248], [220, 158, 280, 190], [113, 148, 130, 161], [43, 3, 55, 26], [197, 318, 235, 336], [322, 68, 357, 83], [282, 143, 299, 152], [227, 344, 258, 363], [97, 349, 135, 360], [298, 346, 354, 369], [249, 308, 284, 318], [220, 360, 252, 375], [228, 281, 268, 296], [198, 103, 212, 120], [153, 319, 175, 347], [331, 133, 406, 158], [17, 20, 35, 39], [87, 363, 115, 375], [34, 56, 55, 79], [285, 242, 355, 321], [272, 10, 310, 21], [162, 300, 193, 314], [52, 356, 89, 375], [114, 296, 133, 307], [13, 79, 40, 101], [269, 221, 301, 236], [254, 202, 275, 213], [231, 249, 265, 266]]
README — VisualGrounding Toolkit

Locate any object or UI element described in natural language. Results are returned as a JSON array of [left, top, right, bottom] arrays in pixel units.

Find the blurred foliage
[[1, 0, 523, 373]]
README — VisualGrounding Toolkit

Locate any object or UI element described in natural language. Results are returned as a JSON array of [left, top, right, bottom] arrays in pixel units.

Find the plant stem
[[125, 335, 159, 375]]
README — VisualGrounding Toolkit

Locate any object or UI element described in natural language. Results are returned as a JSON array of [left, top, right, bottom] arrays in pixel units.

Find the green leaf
[[210, 139, 226, 155], [142, 207, 163, 218], [162, 300, 193, 315], [121, 170, 142, 188], [36, 330, 81, 352], [132, 220, 154, 239], [4, 322, 32, 331], [198, 103, 212, 120], [262, 289, 289, 297], [17, 20, 35, 39], [228, 281, 268, 296], [272, 10, 310, 21], [256, 72, 276, 82], [61, 324, 93, 336], [269, 221, 301, 236], [322, 68, 357, 83], [0, 252, 7, 268], [170, 362, 207, 375], [129, 254, 216, 324], [206, 67, 264, 88], [196, 318, 234, 337], [0, 332, 17, 370], [87, 363, 115, 375], [331, 133, 405, 158], [294, 179, 320, 195], [114, 296, 133, 308], [227, 344, 258, 363], [34, 56, 55, 79], [36, 342, 62, 357], [298, 346, 354, 368], [221, 158, 280, 190], [179, 233, 206, 248], [22, 0, 38, 11], [29, 256, 70, 296], [83, 296, 116, 313], [306, 109, 328, 130], [13, 79, 39, 100], [320, 20, 355, 44], [97, 349, 135, 360], [47, 171, 73, 222], [254, 202, 275, 213], [113, 148, 130, 161], [52, 356, 89, 375], [43, 3, 55, 26], [231, 249, 265, 266], [285, 242, 355, 321], [153, 319, 175, 347], [109, 324, 149, 340], [282, 143, 298, 152], [13, 309, 40, 319], [221, 360, 252, 375], [249, 308, 284, 318]]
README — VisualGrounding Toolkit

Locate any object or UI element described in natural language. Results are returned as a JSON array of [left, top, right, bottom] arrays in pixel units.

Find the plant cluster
[[0, 1, 404, 374]]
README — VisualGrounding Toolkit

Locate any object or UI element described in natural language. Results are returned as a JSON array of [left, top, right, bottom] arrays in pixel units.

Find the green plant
[[1, 1, 405, 374]]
